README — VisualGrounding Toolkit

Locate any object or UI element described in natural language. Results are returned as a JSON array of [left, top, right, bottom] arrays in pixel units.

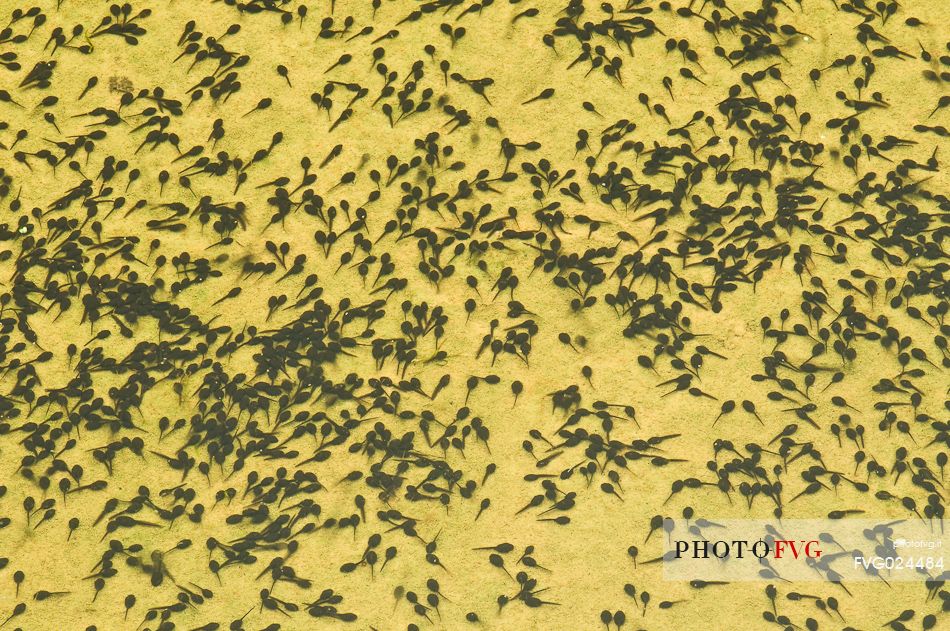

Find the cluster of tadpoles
[[0, 0, 947, 629]]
